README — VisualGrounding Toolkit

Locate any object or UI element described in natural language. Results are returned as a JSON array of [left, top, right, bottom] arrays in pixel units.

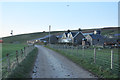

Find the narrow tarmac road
[[32, 45, 97, 78]]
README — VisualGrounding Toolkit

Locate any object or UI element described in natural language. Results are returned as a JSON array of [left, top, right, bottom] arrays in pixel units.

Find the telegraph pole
[[49, 25, 51, 45]]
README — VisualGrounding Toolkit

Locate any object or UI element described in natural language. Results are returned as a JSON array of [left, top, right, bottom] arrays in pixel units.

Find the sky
[[0, 1, 118, 37]]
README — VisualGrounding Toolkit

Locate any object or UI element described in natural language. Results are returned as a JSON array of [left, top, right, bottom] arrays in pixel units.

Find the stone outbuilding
[[86, 30, 105, 45]]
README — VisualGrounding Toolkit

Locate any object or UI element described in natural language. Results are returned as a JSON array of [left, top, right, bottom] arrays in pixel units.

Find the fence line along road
[[2, 45, 35, 78], [49, 44, 119, 77]]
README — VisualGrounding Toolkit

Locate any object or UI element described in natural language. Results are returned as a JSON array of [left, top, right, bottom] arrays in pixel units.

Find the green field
[[47, 44, 119, 78], [2, 43, 27, 58], [1, 43, 28, 78]]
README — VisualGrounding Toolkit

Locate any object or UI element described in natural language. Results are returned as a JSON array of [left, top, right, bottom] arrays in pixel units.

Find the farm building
[[59, 31, 85, 45], [86, 30, 105, 45], [27, 35, 58, 44], [27, 38, 40, 44], [56, 35, 62, 43], [82, 38, 88, 46], [49, 35, 58, 44], [104, 37, 120, 46], [103, 32, 120, 46], [60, 32, 70, 43], [39, 35, 58, 44]]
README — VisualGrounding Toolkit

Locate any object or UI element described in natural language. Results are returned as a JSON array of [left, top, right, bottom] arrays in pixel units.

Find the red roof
[[0, 40, 3, 43]]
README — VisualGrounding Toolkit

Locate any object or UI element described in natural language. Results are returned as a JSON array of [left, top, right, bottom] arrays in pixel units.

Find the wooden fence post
[[77, 46, 78, 56], [66, 45, 67, 54], [94, 48, 96, 63], [24, 47, 26, 57], [21, 49, 23, 59], [58, 45, 59, 50], [111, 49, 113, 69], [16, 50, 19, 64], [27, 46, 29, 54], [27, 47, 29, 55], [6, 53, 10, 72], [83, 46, 85, 57]]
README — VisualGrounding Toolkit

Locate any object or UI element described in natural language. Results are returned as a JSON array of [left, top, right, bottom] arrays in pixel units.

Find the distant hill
[[2, 31, 64, 43], [2, 27, 119, 43]]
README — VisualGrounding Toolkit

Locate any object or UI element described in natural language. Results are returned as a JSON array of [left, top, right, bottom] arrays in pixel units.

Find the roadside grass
[[45, 46, 119, 78], [6, 48, 38, 78]]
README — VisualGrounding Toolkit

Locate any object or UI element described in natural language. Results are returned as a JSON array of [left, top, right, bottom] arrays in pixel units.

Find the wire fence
[[49, 44, 119, 76], [1, 45, 35, 78]]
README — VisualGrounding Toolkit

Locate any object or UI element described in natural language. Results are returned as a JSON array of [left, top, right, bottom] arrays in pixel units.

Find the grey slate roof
[[36, 35, 53, 41], [83, 33, 93, 36], [71, 32, 78, 37], [56, 35, 62, 38], [89, 34, 104, 39], [114, 34, 120, 36]]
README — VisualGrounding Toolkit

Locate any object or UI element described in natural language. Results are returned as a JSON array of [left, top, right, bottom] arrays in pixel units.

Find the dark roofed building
[[72, 31, 85, 44], [60, 31, 85, 45], [85, 30, 104, 45], [70, 32, 78, 37], [50, 35, 58, 44], [86, 34, 105, 45], [39, 35, 58, 44]]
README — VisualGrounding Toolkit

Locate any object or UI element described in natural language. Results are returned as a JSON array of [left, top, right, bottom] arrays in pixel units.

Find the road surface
[[32, 45, 97, 78]]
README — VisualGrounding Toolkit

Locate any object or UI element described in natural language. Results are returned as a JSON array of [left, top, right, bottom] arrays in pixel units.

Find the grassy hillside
[[3, 32, 47, 43], [2, 31, 65, 43], [101, 27, 119, 35], [2, 27, 119, 44]]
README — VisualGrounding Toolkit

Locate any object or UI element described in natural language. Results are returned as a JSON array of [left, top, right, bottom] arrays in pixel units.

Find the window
[[97, 39, 99, 42]]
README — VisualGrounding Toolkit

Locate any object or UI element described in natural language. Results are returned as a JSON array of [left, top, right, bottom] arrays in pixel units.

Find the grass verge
[[45, 46, 118, 78], [4, 47, 38, 79]]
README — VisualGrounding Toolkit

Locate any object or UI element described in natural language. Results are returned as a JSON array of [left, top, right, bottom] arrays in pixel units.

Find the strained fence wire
[[1, 45, 35, 78], [50, 44, 119, 77]]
